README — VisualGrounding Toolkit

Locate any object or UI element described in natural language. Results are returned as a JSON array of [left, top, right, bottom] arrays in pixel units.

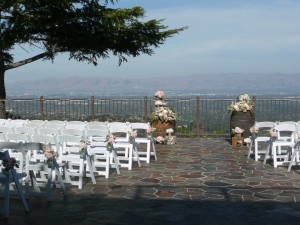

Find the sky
[[6, 0, 300, 83]]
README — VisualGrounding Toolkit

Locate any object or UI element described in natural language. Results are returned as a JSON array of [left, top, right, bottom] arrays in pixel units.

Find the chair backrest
[[84, 129, 110, 143], [4, 119, 27, 128], [61, 128, 84, 137], [64, 124, 86, 130], [27, 120, 46, 125], [87, 121, 107, 126], [5, 133, 31, 143], [37, 127, 61, 136], [109, 125, 131, 142], [129, 122, 151, 138], [14, 126, 37, 135], [45, 123, 66, 129], [31, 134, 59, 152], [46, 120, 66, 125], [0, 126, 15, 134], [57, 135, 83, 155], [274, 123, 296, 142], [255, 121, 275, 128], [24, 123, 45, 129], [86, 124, 109, 130], [0, 133, 7, 142], [129, 122, 150, 130]]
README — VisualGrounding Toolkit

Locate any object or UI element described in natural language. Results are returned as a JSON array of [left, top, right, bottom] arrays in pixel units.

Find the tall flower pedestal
[[230, 111, 255, 140], [151, 120, 175, 137]]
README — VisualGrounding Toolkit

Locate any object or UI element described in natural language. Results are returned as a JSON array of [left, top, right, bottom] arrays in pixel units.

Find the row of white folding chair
[[108, 122, 157, 164]]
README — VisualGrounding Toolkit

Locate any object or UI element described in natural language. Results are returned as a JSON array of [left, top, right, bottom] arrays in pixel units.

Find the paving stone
[[5, 137, 300, 225]]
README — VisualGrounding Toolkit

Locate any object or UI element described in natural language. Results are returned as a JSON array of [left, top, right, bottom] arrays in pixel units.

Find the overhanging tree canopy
[[0, 0, 186, 118]]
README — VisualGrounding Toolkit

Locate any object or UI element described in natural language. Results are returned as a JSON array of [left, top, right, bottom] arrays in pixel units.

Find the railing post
[[196, 96, 200, 137], [40, 96, 44, 120], [144, 96, 148, 122], [91, 96, 95, 121]]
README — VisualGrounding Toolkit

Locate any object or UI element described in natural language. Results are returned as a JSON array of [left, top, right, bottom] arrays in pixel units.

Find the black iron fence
[[3, 96, 300, 136]]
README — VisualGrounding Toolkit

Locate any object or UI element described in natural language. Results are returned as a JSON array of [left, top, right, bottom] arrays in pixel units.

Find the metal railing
[[3, 96, 300, 136]]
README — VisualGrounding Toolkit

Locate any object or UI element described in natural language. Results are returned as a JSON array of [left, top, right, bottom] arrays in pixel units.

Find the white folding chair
[[57, 135, 95, 189], [108, 125, 141, 170], [5, 133, 32, 172], [263, 123, 296, 168], [22, 142, 67, 201], [129, 122, 157, 163], [247, 121, 275, 161], [0, 146, 29, 218], [87, 140, 120, 178]]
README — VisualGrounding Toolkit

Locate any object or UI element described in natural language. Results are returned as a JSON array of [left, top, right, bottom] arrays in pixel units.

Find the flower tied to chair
[[146, 127, 156, 139], [1, 156, 19, 174], [43, 144, 57, 168], [105, 135, 115, 151], [269, 128, 277, 141], [129, 130, 137, 143], [79, 140, 89, 159], [250, 126, 259, 139]]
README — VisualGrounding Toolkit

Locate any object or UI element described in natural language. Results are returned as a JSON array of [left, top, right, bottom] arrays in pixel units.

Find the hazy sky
[[6, 0, 300, 83]]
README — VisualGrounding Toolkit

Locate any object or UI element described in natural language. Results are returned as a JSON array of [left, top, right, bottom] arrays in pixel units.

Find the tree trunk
[[0, 66, 7, 119]]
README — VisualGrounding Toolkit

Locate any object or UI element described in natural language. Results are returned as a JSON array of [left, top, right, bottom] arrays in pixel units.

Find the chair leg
[[263, 144, 272, 165], [247, 141, 253, 159], [151, 140, 157, 161], [288, 151, 296, 172]]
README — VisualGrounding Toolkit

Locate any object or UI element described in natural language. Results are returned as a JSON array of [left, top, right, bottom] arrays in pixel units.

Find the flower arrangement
[[269, 128, 277, 140], [146, 127, 156, 139], [1, 156, 19, 174], [228, 93, 255, 115], [150, 107, 177, 124], [79, 140, 89, 158], [166, 128, 174, 135], [154, 136, 165, 144], [129, 130, 137, 142], [250, 125, 259, 139], [232, 127, 244, 135], [43, 145, 57, 168], [105, 134, 115, 150], [155, 90, 165, 100], [151, 90, 177, 124]]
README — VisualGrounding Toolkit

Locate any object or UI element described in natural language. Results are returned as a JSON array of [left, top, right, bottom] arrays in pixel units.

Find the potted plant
[[228, 93, 256, 139]]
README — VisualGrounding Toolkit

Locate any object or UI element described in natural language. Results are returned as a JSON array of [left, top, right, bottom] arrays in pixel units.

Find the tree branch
[[5, 52, 50, 71]]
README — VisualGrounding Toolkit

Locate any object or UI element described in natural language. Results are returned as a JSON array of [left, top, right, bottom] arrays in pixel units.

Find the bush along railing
[[2, 96, 300, 137]]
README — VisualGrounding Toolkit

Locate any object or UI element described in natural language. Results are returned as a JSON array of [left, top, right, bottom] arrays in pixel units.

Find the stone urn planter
[[150, 120, 175, 137], [230, 111, 255, 139]]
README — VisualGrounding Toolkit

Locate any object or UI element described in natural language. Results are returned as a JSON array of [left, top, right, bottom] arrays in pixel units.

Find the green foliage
[[1, 0, 187, 68], [177, 127, 197, 138]]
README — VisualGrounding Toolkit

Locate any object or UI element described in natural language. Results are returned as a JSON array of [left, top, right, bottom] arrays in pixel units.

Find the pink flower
[[155, 91, 164, 99], [269, 128, 277, 137]]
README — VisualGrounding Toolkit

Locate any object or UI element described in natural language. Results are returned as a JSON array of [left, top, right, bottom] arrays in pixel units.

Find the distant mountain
[[6, 73, 300, 97]]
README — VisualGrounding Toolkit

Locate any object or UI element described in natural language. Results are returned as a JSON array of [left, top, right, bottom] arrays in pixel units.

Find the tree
[[0, 0, 187, 118]]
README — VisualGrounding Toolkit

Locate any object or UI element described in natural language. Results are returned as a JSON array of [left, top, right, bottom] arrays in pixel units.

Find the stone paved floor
[[3, 137, 300, 224]]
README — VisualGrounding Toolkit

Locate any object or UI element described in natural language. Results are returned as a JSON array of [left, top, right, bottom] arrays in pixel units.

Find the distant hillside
[[6, 73, 300, 97]]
